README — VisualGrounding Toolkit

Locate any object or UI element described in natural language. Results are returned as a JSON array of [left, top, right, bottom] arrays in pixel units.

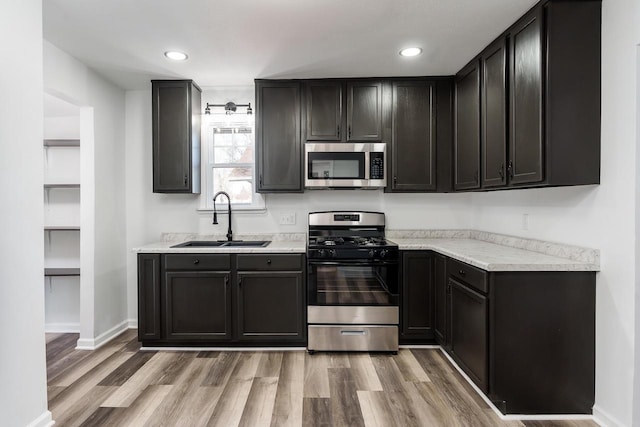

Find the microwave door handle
[[364, 151, 370, 182]]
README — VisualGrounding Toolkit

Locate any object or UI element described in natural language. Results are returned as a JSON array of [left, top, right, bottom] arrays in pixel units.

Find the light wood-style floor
[[46, 330, 599, 427]]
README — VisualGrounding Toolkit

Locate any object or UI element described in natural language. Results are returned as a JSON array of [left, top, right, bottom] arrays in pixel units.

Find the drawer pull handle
[[459, 269, 465, 276], [340, 330, 367, 336], [193, 259, 200, 265]]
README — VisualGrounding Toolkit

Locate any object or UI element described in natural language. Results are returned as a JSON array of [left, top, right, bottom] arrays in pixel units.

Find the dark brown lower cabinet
[[163, 271, 231, 341], [433, 254, 448, 348], [237, 271, 305, 343], [400, 251, 435, 343], [449, 277, 488, 393], [137, 253, 305, 346], [437, 255, 595, 415]]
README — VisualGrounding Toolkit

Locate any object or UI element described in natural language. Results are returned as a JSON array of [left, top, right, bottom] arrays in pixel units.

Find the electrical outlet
[[279, 212, 296, 225]]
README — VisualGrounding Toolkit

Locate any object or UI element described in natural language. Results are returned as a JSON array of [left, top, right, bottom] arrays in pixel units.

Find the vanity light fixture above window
[[164, 51, 188, 61], [399, 47, 422, 57], [205, 101, 252, 115]]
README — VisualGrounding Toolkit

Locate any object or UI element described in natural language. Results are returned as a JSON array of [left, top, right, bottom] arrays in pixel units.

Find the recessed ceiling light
[[164, 51, 188, 61], [399, 47, 422, 57]]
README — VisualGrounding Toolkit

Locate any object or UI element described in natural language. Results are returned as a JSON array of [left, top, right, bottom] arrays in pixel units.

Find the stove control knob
[[328, 249, 336, 258], [316, 249, 326, 258], [368, 249, 378, 258], [379, 249, 388, 259]]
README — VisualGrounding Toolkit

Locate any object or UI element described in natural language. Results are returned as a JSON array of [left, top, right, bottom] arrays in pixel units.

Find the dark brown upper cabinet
[[304, 79, 383, 142], [152, 80, 201, 193], [305, 81, 343, 141], [508, 8, 544, 185], [454, 61, 481, 191], [481, 38, 508, 188], [454, 0, 601, 192], [390, 80, 436, 192], [347, 80, 383, 141], [255, 80, 303, 193]]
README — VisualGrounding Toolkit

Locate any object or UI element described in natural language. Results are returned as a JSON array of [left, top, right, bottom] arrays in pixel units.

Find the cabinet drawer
[[164, 254, 231, 271], [236, 254, 303, 271], [447, 258, 488, 294]]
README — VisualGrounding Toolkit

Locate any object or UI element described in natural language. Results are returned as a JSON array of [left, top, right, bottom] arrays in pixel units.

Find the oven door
[[307, 260, 399, 306]]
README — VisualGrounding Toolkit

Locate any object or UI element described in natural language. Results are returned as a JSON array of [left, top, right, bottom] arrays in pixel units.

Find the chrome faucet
[[212, 191, 233, 241]]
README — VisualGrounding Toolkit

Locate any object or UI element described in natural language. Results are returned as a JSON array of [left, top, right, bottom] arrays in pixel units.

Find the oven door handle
[[308, 260, 398, 267]]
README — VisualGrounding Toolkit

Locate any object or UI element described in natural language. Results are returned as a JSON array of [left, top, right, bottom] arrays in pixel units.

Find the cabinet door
[[433, 254, 448, 347], [450, 277, 488, 392], [391, 81, 436, 191], [236, 271, 305, 343], [481, 39, 508, 188], [401, 252, 434, 342], [163, 271, 231, 341], [305, 81, 343, 141], [347, 81, 382, 141], [509, 9, 544, 185], [255, 81, 302, 192], [138, 254, 161, 341], [454, 61, 481, 190], [152, 80, 201, 193]]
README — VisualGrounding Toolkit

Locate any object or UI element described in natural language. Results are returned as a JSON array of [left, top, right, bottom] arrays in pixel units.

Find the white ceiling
[[43, 0, 538, 91]]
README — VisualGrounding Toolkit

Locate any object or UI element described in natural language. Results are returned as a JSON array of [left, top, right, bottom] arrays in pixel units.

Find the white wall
[[0, 1, 51, 426], [124, 87, 472, 319], [44, 41, 128, 341], [469, 1, 639, 425]]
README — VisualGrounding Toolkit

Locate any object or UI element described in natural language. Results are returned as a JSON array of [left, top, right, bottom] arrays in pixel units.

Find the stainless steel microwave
[[304, 143, 387, 189]]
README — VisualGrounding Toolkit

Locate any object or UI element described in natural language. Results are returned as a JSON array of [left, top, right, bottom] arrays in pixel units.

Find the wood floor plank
[[303, 353, 331, 398], [270, 351, 305, 427], [396, 349, 431, 383], [46, 333, 79, 362], [100, 352, 174, 407], [78, 406, 119, 427], [197, 350, 221, 358], [370, 354, 406, 392], [102, 384, 173, 427], [302, 397, 333, 427], [52, 385, 117, 427], [328, 367, 365, 427], [172, 385, 224, 427], [148, 351, 196, 385], [47, 385, 66, 401], [98, 351, 156, 386], [256, 351, 284, 378], [207, 353, 261, 427], [50, 340, 129, 387], [48, 348, 94, 384], [239, 377, 279, 427], [348, 353, 383, 392], [201, 351, 241, 386], [356, 391, 396, 427]]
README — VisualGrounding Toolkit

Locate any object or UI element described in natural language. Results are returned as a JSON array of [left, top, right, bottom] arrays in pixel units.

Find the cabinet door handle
[[183, 174, 188, 186], [259, 174, 263, 186], [267, 259, 272, 265], [459, 269, 465, 276], [337, 125, 340, 138], [238, 278, 242, 287], [474, 170, 479, 183], [224, 275, 229, 286], [193, 259, 200, 265], [498, 163, 504, 180], [348, 126, 352, 139], [507, 161, 514, 180]]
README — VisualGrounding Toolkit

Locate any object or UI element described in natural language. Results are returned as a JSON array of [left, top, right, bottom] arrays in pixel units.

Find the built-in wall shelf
[[43, 139, 80, 147], [44, 225, 80, 231], [44, 268, 80, 277], [44, 183, 80, 189]]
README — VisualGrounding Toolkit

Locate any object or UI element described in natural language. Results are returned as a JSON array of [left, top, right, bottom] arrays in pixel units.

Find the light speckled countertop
[[389, 238, 598, 272], [132, 233, 306, 254], [133, 230, 599, 272]]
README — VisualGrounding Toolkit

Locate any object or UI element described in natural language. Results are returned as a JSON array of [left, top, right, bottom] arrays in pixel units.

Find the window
[[201, 114, 264, 210]]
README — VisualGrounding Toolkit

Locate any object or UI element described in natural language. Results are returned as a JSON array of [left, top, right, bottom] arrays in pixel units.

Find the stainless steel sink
[[221, 240, 271, 247], [171, 241, 226, 248], [171, 240, 271, 248]]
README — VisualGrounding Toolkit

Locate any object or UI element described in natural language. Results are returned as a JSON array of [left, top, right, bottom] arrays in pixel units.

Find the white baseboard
[[76, 319, 130, 350], [127, 318, 138, 329], [592, 404, 623, 427], [44, 323, 80, 333], [27, 410, 54, 427], [438, 348, 596, 422]]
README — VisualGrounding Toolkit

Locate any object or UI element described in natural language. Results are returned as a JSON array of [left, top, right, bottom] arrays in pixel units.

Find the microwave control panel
[[370, 152, 385, 180]]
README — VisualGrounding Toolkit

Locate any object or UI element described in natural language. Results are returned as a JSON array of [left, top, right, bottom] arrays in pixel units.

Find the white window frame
[[199, 114, 265, 211]]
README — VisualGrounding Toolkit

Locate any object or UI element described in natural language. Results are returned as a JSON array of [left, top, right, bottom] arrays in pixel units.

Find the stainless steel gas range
[[306, 211, 399, 353]]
